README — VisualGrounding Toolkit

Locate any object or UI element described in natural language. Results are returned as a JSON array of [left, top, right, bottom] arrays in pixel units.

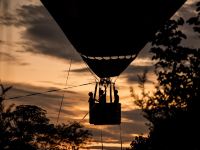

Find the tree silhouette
[[9, 105, 55, 150], [128, 1, 200, 150], [0, 84, 14, 150], [188, 1, 200, 34], [0, 84, 92, 150], [56, 122, 92, 150]]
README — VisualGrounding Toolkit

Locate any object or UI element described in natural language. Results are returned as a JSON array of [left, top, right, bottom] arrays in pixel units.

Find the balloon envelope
[[40, 0, 186, 78]]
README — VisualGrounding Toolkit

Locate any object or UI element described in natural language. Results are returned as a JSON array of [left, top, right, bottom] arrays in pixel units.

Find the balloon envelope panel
[[40, 0, 186, 57], [40, 0, 186, 77]]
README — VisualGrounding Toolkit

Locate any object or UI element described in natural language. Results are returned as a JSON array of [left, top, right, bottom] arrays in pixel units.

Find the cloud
[[0, 13, 17, 25], [101, 110, 149, 142], [2, 81, 149, 148], [136, 43, 153, 59], [88, 119, 148, 147], [3, 82, 86, 122], [17, 4, 81, 62], [0, 52, 17, 61], [0, 0, 11, 11], [134, 1, 198, 59], [1, 0, 199, 65], [123, 1, 200, 84], [0, 40, 30, 66], [70, 68, 89, 73], [0, 0, 17, 25], [175, 0, 198, 20], [86, 109, 149, 147], [122, 109, 147, 123], [0, 4, 81, 62], [0, 51, 30, 66], [1, 79, 151, 150], [136, 0, 200, 60], [123, 64, 154, 83]]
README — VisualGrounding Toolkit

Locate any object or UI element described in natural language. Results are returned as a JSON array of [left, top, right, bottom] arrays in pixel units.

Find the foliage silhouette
[[128, 1, 200, 150], [0, 84, 92, 150], [187, 1, 200, 34], [56, 122, 92, 149], [0, 84, 14, 150]]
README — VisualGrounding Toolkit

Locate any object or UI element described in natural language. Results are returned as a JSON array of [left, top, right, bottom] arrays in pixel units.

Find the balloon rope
[[82, 58, 99, 82], [5, 82, 95, 101], [119, 124, 123, 150], [101, 128, 104, 150], [56, 58, 72, 124]]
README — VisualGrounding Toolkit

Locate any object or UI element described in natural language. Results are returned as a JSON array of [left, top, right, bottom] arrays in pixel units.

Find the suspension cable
[[81, 111, 89, 122], [101, 128, 104, 150], [56, 59, 72, 124], [119, 124, 123, 150], [56, 95, 64, 124], [82, 58, 99, 82], [79, 100, 97, 123], [5, 82, 95, 101]]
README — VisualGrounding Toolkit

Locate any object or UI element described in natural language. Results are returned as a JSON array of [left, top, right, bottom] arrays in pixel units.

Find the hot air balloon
[[40, 0, 186, 125]]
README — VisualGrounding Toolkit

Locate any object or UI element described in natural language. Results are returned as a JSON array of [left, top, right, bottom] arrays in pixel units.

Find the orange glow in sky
[[0, 0, 196, 149]]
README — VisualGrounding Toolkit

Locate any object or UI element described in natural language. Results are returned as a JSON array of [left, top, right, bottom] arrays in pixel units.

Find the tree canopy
[[0, 84, 92, 150], [128, 1, 200, 150]]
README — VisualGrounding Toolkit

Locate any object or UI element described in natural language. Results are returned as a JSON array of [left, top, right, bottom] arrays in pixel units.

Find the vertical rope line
[[56, 95, 64, 124], [119, 124, 123, 150], [56, 59, 72, 124], [101, 128, 104, 150]]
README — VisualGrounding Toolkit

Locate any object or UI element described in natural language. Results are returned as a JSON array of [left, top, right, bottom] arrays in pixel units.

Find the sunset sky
[[0, 0, 199, 149]]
